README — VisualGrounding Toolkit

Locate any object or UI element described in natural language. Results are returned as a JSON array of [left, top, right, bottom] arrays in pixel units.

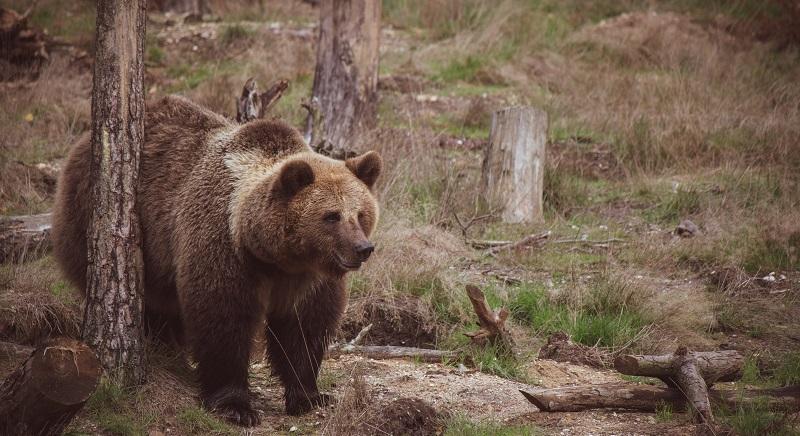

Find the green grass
[[655, 401, 674, 422], [165, 61, 237, 92], [84, 380, 152, 436], [643, 186, 703, 224], [220, 24, 254, 45], [176, 406, 235, 435], [510, 278, 651, 349], [718, 399, 799, 436], [444, 415, 543, 436], [773, 352, 800, 387], [435, 56, 486, 83]]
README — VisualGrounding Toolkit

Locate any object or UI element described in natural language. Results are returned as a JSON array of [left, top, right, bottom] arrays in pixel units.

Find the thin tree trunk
[[84, 0, 147, 386], [308, 0, 381, 158], [480, 106, 547, 223]]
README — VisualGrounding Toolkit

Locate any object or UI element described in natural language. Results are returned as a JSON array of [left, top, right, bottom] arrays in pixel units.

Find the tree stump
[[308, 0, 381, 158], [84, 0, 148, 385], [480, 106, 547, 223], [0, 338, 101, 436], [464, 285, 513, 350], [235, 77, 289, 123]]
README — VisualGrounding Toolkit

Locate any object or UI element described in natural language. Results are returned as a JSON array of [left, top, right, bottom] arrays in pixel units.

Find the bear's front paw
[[214, 401, 261, 427], [204, 387, 261, 427], [285, 392, 334, 415]]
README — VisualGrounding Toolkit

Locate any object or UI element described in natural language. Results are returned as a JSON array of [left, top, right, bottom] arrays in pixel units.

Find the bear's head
[[238, 151, 382, 277]]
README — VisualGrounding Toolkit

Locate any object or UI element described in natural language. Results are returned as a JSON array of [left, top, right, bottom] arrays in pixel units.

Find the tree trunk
[[520, 384, 800, 413], [480, 106, 547, 223], [84, 0, 147, 386], [614, 350, 744, 385], [0, 338, 102, 436], [308, 0, 381, 158]]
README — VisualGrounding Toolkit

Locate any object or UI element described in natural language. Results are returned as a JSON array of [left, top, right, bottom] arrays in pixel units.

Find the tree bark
[[480, 106, 547, 223], [520, 384, 800, 413], [84, 0, 147, 386], [0, 338, 101, 436], [0, 213, 52, 264], [308, 0, 381, 158]]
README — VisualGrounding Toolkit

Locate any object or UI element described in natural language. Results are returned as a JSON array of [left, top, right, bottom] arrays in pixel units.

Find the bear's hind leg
[[266, 279, 346, 415]]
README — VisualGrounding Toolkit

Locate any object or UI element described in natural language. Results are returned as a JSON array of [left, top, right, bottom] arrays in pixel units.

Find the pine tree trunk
[[309, 0, 380, 158], [84, 0, 147, 386]]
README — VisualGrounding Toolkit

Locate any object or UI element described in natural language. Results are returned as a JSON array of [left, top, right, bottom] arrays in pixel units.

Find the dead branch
[[469, 231, 551, 253], [463, 285, 513, 349], [328, 345, 455, 363], [537, 332, 611, 368], [551, 237, 625, 245]]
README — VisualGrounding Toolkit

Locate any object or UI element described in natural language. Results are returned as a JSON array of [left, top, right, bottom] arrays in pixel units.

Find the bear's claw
[[286, 392, 333, 415], [214, 402, 261, 427]]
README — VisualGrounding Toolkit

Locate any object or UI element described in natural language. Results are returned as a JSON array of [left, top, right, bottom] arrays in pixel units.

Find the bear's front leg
[[266, 279, 346, 415], [182, 279, 261, 427]]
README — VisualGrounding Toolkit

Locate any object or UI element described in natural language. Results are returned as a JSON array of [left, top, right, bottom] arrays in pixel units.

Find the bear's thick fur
[[52, 95, 382, 426]]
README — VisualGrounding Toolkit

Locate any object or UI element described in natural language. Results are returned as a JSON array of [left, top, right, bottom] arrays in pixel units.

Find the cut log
[[480, 106, 547, 223], [0, 338, 101, 436], [308, 0, 381, 158], [520, 384, 800, 414], [614, 349, 744, 386], [0, 213, 52, 264], [464, 284, 513, 349]]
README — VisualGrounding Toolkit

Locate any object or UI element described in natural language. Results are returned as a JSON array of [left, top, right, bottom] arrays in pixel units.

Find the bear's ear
[[275, 160, 314, 197], [346, 151, 382, 190]]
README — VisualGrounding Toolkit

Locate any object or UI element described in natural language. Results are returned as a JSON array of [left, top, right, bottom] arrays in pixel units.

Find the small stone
[[289, 425, 298, 432], [675, 219, 699, 237]]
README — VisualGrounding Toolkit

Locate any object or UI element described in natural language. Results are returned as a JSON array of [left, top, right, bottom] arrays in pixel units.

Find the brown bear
[[52, 95, 382, 426]]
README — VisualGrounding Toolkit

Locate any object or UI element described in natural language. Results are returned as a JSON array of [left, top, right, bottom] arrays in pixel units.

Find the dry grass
[[0, 257, 81, 344]]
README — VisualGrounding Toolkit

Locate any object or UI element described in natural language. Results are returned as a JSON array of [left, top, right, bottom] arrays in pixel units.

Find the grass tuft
[[444, 415, 543, 436]]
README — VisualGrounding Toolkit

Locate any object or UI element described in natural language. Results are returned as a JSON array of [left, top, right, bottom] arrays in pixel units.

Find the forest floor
[[1, 0, 799, 435]]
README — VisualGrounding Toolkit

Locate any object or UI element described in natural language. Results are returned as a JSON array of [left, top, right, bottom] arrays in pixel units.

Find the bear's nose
[[355, 241, 375, 261]]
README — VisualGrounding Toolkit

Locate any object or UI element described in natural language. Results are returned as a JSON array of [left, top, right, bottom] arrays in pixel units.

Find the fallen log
[[614, 349, 743, 385], [328, 323, 455, 362], [520, 383, 800, 413], [0, 213, 52, 263], [0, 338, 101, 436], [464, 284, 513, 349], [329, 345, 455, 363]]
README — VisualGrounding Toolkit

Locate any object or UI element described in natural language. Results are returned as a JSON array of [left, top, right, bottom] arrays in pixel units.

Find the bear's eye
[[323, 211, 341, 223]]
